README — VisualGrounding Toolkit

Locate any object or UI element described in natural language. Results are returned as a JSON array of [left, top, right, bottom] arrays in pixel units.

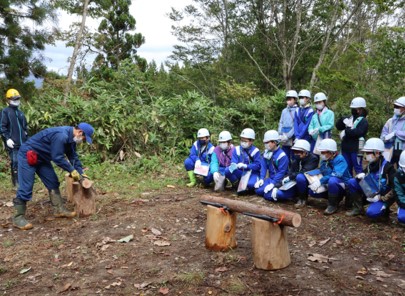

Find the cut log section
[[200, 195, 301, 227], [65, 174, 96, 217], [251, 218, 291, 270], [205, 205, 237, 251]]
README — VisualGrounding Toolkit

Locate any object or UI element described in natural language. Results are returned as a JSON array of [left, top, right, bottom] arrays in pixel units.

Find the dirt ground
[[0, 183, 404, 296]]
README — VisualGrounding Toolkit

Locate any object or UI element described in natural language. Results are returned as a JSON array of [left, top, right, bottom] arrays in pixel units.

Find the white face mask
[[73, 136, 83, 144], [219, 143, 228, 150], [286, 99, 295, 107], [299, 99, 306, 106], [320, 154, 328, 161], [394, 108, 402, 116], [264, 143, 271, 150], [315, 103, 324, 111], [240, 141, 250, 149], [9, 100, 20, 106], [366, 154, 377, 163]]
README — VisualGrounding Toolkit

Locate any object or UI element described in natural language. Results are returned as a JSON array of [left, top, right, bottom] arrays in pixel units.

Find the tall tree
[[0, 0, 56, 90]]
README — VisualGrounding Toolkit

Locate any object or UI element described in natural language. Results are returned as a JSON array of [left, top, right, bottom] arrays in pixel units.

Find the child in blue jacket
[[294, 89, 315, 150], [278, 90, 298, 160]]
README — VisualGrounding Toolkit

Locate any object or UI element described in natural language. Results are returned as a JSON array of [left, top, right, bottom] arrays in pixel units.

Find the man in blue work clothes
[[12, 122, 94, 230], [0, 89, 28, 188]]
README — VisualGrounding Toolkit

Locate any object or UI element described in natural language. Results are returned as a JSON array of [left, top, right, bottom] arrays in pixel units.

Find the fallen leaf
[[154, 240, 170, 247], [159, 287, 169, 295], [117, 235, 134, 243], [5, 202, 13, 207], [166, 185, 175, 188], [215, 266, 228, 273], [318, 238, 331, 247], [308, 241, 316, 247], [134, 152, 142, 158], [357, 267, 368, 275], [134, 282, 152, 289], [20, 267, 32, 274], [58, 283, 72, 293], [374, 271, 391, 278], [355, 276, 365, 280], [307, 253, 330, 263], [61, 262, 73, 268], [151, 228, 162, 236]]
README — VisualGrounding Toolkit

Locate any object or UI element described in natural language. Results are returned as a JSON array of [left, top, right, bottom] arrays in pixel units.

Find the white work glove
[[343, 118, 353, 128], [271, 188, 278, 201], [195, 160, 202, 169], [282, 177, 290, 185], [279, 135, 288, 142], [309, 128, 319, 136], [309, 180, 321, 191], [264, 183, 274, 194], [237, 163, 247, 169], [355, 173, 366, 180], [339, 130, 346, 140], [367, 194, 380, 203], [384, 132, 395, 141], [213, 172, 221, 183], [6, 139, 15, 149], [254, 179, 264, 189]]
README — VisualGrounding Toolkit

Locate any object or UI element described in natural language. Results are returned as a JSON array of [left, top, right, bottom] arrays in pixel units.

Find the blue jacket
[[319, 154, 351, 184], [294, 105, 314, 141], [231, 145, 261, 174], [278, 105, 297, 142], [260, 147, 289, 186], [380, 114, 405, 150], [394, 169, 405, 208], [188, 140, 214, 164], [0, 105, 28, 147], [21, 126, 84, 174], [308, 107, 334, 140]]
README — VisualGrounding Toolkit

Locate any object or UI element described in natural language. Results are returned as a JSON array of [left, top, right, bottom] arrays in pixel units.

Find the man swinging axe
[[12, 122, 94, 230]]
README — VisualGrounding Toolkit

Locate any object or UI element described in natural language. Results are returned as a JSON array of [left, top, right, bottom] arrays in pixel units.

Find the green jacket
[[308, 107, 334, 140]]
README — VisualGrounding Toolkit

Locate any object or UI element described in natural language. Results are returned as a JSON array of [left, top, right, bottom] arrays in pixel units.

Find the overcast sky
[[44, 0, 191, 74]]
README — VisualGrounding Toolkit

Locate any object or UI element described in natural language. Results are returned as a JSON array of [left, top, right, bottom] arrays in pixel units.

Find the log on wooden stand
[[65, 174, 96, 217], [251, 218, 291, 270], [205, 205, 237, 251]]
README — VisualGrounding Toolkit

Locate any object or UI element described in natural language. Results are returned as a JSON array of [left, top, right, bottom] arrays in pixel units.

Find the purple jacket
[[380, 115, 405, 150]]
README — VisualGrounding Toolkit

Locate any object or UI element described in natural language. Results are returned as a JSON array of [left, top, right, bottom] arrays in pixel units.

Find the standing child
[[294, 89, 315, 151], [278, 90, 298, 161], [184, 128, 214, 187], [308, 92, 334, 154], [336, 97, 368, 176]]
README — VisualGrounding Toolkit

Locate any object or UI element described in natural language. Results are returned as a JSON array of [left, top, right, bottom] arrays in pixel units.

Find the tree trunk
[[64, 0, 90, 103], [200, 195, 302, 227], [65, 174, 96, 217]]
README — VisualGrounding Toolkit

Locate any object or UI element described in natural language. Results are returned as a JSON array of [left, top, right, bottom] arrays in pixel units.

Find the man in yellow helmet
[[0, 89, 28, 188]]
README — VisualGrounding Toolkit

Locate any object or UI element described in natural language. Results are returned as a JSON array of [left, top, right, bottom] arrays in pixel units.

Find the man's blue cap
[[78, 122, 94, 144]]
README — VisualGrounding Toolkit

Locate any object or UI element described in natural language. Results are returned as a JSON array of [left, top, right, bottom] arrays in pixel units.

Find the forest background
[[1, 0, 405, 180]]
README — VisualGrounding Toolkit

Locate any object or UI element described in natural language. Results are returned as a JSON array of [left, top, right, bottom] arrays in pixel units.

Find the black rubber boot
[[11, 168, 19, 189], [12, 198, 33, 230], [49, 189, 76, 218], [295, 193, 308, 209], [346, 192, 363, 216], [324, 194, 339, 215]]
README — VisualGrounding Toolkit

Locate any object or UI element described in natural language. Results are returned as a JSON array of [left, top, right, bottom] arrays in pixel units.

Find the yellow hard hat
[[6, 89, 21, 100]]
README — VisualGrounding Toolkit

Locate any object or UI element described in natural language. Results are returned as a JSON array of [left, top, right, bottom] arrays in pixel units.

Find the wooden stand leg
[[251, 218, 291, 270], [205, 205, 237, 251], [65, 173, 97, 217]]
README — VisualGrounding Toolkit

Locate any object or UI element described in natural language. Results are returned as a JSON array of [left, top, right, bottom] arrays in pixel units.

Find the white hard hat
[[218, 131, 232, 142], [240, 128, 255, 140], [263, 130, 280, 143], [197, 128, 210, 137], [318, 138, 337, 152], [286, 90, 298, 99], [314, 92, 327, 103], [298, 89, 311, 98], [394, 96, 405, 108], [291, 139, 311, 152], [399, 150, 405, 168], [350, 97, 366, 108], [362, 138, 384, 153]]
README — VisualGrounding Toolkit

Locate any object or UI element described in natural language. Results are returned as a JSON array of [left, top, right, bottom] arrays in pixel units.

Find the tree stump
[[65, 174, 96, 217], [251, 218, 291, 270], [205, 205, 237, 251]]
